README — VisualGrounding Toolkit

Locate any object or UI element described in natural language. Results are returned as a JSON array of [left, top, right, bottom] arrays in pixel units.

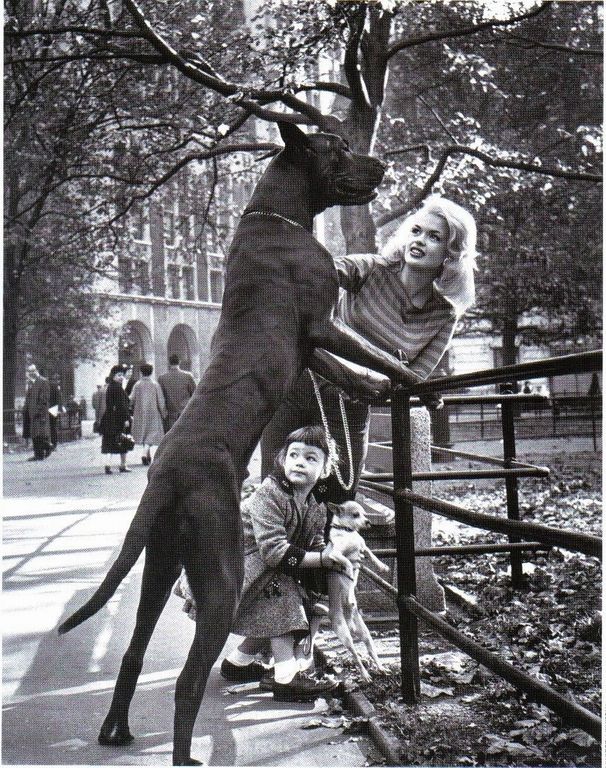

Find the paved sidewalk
[[3, 434, 374, 766]]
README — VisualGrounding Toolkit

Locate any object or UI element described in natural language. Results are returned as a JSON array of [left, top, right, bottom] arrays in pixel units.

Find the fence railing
[[3, 408, 82, 444], [369, 394, 601, 449], [359, 350, 602, 740]]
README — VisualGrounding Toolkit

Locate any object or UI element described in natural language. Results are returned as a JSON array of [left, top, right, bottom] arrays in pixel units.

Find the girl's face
[[403, 211, 449, 270], [283, 442, 327, 490], [113, 372, 125, 383]]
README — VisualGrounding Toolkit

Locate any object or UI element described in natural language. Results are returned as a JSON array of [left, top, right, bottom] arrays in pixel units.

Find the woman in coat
[[99, 364, 132, 474], [129, 363, 167, 466]]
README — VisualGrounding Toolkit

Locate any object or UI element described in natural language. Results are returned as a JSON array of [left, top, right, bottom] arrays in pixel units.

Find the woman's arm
[[333, 253, 378, 292], [407, 317, 457, 379]]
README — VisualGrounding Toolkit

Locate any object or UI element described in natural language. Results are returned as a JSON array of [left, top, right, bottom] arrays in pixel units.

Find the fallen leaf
[[421, 682, 454, 698]]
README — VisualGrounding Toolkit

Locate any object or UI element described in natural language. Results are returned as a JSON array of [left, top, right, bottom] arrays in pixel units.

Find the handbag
[[118, 433, 135, 453]]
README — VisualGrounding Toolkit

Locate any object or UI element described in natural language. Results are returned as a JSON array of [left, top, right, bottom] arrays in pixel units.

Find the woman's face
[[113, 372, 125, 383], [403, 211, 449, 270]]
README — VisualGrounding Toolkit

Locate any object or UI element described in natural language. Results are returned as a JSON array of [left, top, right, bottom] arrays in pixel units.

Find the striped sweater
[[334, 253, 458, 379]]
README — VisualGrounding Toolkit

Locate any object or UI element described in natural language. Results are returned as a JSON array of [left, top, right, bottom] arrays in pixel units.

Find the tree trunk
[[339, 7, 392, 254], [4, 164, 22, 438], [502, 313, 519, 368], [3, 249, 19, 438]]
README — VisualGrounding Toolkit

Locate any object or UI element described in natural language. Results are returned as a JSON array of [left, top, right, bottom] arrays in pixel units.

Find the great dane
[[58, 122, 422, 765]]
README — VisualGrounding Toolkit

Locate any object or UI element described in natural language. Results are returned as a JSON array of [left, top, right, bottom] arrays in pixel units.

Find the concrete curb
[[345, 688, 402, 766], [315, 646, 402, 766]]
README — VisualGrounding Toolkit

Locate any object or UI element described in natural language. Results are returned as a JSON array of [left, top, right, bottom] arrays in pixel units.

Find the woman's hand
[[124, 420, 130, 429]]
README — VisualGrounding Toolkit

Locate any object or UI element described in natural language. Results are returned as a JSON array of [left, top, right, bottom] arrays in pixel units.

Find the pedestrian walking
[[157, 353, 196, 431], [48, 373, 64, 451], [98, 364, 133, 475], [22, 364, 51, 461], [129, 363, 168, 466]]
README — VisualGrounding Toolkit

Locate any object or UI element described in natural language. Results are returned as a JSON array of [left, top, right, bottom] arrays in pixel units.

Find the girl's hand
[[322, 543, 354, 580]]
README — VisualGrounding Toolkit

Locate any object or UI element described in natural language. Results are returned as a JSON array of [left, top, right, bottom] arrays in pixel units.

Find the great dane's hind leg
[[172, 490, 243, 766], [99, 522, 181, 747]]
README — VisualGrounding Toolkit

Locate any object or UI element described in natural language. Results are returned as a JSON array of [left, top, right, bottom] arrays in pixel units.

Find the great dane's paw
[[98, 723, 134, 746]]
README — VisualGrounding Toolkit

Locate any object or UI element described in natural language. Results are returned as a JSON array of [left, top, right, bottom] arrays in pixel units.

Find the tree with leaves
[[5, 0, 601, 425]]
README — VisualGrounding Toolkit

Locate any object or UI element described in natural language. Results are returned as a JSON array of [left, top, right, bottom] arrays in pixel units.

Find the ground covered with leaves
[[332, 461, 602, 766]]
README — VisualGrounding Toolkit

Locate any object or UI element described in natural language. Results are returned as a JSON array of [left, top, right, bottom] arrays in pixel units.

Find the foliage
[[4, 0, 603, 407], [348, 469, 601, 766]]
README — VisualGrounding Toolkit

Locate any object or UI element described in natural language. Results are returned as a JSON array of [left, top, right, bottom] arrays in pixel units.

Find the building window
[[167, 264, 181, 299], [208, 253, 224, 304], [132, 201, 150, 242], [164, 199, 178, 248], [183, 266, 195, 300], [118, 255, 133, 293], [137, 260, 150, 295], [118, 256, 151, 296]]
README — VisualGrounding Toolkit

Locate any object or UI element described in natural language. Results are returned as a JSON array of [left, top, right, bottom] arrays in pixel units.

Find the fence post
[[500, 383, 524, 589], [480, 402, 484, 439], [391, 388, 420, 703]]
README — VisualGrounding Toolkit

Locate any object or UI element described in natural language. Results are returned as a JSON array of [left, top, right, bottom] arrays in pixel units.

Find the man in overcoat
[[23, 364, 51, 460], [157, 354, 196, 431]]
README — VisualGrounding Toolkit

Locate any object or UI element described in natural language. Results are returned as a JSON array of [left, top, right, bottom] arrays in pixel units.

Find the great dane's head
[[278, 122, 385, 211]]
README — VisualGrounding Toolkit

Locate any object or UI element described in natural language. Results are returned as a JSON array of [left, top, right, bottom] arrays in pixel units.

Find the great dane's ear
[[278, 121, 312, 157]]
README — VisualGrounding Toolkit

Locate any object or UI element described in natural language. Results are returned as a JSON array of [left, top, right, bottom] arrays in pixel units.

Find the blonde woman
[[261, 194, 478, 503]]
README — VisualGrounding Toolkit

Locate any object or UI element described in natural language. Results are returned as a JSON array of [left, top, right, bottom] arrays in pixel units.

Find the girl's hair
[[273, 425, 333, 473], [140, 363, 153, 376], [380, 194, 478, 317]]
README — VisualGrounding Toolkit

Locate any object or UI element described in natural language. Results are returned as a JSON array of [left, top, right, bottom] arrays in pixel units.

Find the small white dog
[[323, 500, 391, 682]]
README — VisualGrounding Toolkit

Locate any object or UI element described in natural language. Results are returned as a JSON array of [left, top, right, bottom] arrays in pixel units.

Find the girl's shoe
[[272, 671, 339, 702], [104, 466, 112, 475], [141, 456, 150, 466], [119, 466, 132, 473]]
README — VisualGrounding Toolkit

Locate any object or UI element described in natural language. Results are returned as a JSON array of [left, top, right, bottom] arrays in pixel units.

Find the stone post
[[360, 407, 445, 613], [408, 407, 445, 612]]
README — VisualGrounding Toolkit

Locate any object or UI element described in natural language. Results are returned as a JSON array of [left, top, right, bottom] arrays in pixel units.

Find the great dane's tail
[[58, 477, 172, 634]]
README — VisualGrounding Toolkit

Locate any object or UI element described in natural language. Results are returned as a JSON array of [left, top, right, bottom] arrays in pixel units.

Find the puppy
[[324, 501, 391, 682]]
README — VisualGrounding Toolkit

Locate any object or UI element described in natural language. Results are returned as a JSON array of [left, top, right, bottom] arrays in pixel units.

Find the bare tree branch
[[377, 143, 602, 227], [387, 2, 550, 61], [109, 141, 281, 223], [504, 32, 603, 56], [5, 25, 141, 38], [122, 0, 340, 131]]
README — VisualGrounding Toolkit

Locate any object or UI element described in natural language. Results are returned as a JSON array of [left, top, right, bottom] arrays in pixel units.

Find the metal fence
[[3, 408, 82, 444], [358, 350, 602, 740]]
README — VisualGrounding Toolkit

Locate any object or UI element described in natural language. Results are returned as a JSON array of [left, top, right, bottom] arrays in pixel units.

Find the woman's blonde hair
[[380, 195, 478, 317]]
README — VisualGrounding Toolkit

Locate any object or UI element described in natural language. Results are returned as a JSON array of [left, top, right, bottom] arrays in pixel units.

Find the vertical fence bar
[[480, 402, 484, 438], [590, 396, 597, 452], [391, 387, 420, 703], [500, 383, 524, 589]]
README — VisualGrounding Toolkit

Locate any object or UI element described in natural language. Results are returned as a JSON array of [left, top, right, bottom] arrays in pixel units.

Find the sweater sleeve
[[408, 315, 457, 378], [244, 485, 306, 570], [333, 253, 379, 292]]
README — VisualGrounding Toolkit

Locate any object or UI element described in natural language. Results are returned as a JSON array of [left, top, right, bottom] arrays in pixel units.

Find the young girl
[[211, 426, 351, 702]]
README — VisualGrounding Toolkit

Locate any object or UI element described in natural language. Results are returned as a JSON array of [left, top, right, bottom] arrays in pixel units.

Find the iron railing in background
[[358, 350, 602, 739]]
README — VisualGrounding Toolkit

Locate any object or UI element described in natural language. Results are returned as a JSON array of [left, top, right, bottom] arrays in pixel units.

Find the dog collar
[[330, 523, 356, 533], [243, 210, 305, 230]]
